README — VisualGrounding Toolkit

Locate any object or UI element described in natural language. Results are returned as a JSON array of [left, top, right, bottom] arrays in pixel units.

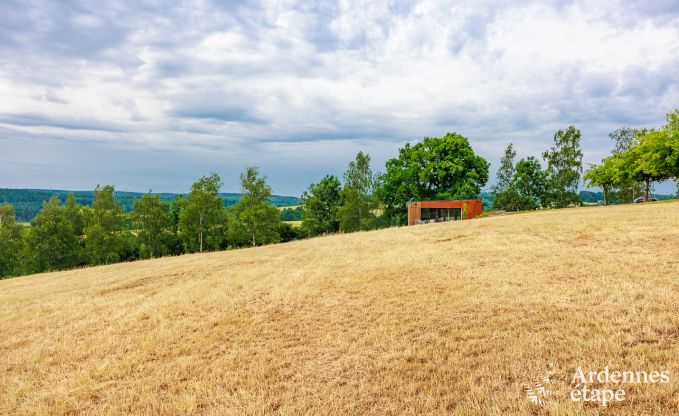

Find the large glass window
[[420, 207, 462, 221]]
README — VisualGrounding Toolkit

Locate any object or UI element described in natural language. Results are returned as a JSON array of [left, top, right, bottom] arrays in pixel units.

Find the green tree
[[300, 175, 342, 236], [513, 156, 547, 209], [584, 157, 619, 206], [0, 204, 24, 278], [542, 126, 583, 208], [63, 193, 85, 236], [492, 187, 525, 212], [338, 152, 379, 232], [607, 127, 643, 202], [179, 173, 225, 253], [492, 143, 516, 194], [25, 196, 81, 272], [229, 167, 281, 247], [84, 185, 125, 265], [626, 128, 674, 201], [492, 143, 518, 210], [662, 109, 679, 180], [378, 133, 489, 224], [132, 193, 173, 258]]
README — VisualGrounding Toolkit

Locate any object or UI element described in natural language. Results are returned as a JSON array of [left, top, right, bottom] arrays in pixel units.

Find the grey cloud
[[172, 108, 266, 124], [0, 113, 125, 132], [0, 0, 678, 195]]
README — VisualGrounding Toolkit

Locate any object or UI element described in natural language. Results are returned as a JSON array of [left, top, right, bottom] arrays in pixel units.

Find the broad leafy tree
[[513, 157, 547, 209], [584, 157, 619, 206], [64, 193, 85, 236], [133, 193, 173, 258], [626, 128, 674, 201], [84, 185, 126, 265], [608, 127, 643, 202], [179, 173, 225, 253], [0, 204, 24, 278], [542, 126, 583, 208], [492, 156, 547, 211], [378, 133, 489, 224], [229, 167, 281, 247], [300, 175, 342, 236], [26, 196, 81, 272]]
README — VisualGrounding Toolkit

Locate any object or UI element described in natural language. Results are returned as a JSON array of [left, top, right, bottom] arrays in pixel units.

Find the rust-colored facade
[[407, 200, 483, 226]]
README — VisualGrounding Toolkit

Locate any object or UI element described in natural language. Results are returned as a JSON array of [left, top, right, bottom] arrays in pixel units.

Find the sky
[[1, 0, 678, 196]]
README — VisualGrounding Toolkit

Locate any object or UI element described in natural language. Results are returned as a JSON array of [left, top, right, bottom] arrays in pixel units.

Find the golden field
[[1, 201, 679, 415]]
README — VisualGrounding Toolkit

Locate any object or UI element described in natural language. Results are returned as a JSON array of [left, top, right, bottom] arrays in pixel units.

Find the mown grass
[[1, 202, 678, 415]]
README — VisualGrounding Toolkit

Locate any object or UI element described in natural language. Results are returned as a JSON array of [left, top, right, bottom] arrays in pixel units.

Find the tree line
[[491, 109, 679, 211], [584, 110, 679, 205], [1, 112, 678, 278], [0, 167, 290, 277]]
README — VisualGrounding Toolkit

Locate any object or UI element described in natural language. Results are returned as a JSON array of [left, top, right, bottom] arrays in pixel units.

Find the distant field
[[1, 202, 678, 414]]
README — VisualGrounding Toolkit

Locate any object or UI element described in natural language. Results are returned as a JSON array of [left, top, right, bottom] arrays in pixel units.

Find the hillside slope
[[2, 202, 679, 415]]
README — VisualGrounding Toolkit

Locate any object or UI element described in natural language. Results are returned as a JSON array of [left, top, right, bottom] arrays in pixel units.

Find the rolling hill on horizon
[[1, 201, 678, 414], [0, 188, 301, 222]]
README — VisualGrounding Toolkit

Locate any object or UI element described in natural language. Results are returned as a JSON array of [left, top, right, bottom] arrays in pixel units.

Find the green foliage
[[64, 193, 85, 236], [479, 191, 494, 210], [338, 152, 379, 232], [584, 156, 621, 206], [132, 193, 174, 258], [542, 126, 584, 208], [25, 196, 81, 272], [513, 157, 547, 209], [492, 157, 546, 212], [280, 206, 302, 221], [584, 110, 679, 204], [378, 133, 489, 225], [492, 187, 525, 212], [300, 175, 342, 236], [491, 143, 516, 195], [0, 204, 24, 278], [84, 185, 126, 265], [623, 122, 676, 201], [229, 167, 281, 247], [179, 173, 226, 253], [278, 222, 303, 243]]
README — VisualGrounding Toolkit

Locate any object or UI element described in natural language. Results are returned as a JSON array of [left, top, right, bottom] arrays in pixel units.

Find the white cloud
[[0, 0, 678, 194]]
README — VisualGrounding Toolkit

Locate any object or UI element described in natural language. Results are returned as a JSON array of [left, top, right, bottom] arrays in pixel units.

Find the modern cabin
[[407, 199, 483, 226]]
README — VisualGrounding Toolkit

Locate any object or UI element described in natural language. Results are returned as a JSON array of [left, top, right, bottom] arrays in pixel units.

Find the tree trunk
[[252, 218, 256, 247], [199, 213, 203, 253], [644, 178, 650, 202], [603, 186, 608, 206]]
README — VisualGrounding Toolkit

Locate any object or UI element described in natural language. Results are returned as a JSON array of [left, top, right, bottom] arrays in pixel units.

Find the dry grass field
[[2, 202, 679, 415]]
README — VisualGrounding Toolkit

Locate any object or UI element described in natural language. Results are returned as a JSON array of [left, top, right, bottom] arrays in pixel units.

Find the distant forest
[[4, 188, 675, 223], [0, 188, 301, 223]]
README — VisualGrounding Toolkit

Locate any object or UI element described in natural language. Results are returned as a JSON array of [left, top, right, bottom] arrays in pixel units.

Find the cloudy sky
[[1, 0, 678, 196]]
